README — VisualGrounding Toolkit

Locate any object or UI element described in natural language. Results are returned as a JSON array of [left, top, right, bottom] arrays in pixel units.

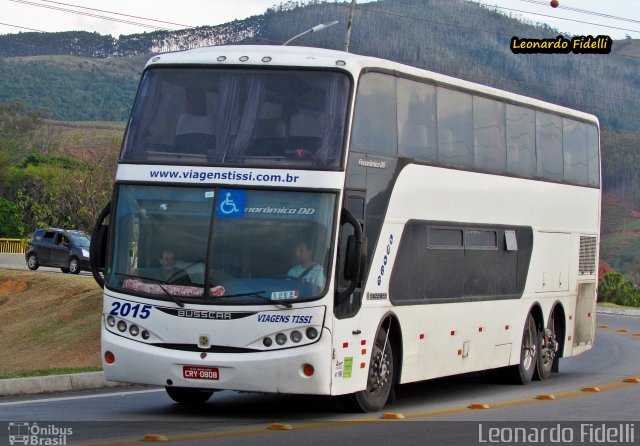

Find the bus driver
[[287, 241, 325, 289]]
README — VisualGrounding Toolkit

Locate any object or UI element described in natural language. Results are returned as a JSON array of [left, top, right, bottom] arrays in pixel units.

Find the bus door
[[331, 190, 368, 392], [335, 190, 366, 319]]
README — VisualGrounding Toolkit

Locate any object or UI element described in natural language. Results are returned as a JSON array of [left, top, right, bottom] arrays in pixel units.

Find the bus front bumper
[[102, 328, 333, 395]]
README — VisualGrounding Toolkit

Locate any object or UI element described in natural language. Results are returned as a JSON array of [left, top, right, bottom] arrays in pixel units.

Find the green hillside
[[600, 192, 640, 285], [0, 0, 638, 130], [0, 0, 638, 284], [0, 55, 144, 121]]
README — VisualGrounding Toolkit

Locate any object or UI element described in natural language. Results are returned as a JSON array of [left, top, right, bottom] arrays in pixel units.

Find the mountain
[[1, 0, 638, 282], [0, 0, 638, 129]]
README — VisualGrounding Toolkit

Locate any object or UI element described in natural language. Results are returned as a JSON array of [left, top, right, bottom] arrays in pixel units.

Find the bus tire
[[342, 329, 394, 412], [507, 313, 538, 384], [165, 387, 214, 405], [535, 313, 557, 381]]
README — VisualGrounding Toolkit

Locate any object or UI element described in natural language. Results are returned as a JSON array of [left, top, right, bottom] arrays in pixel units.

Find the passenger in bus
[[287, 241, 325, 289], [286, 110, 323, 159], [174, 88, 216, 155], [175, 114, 216, 154]]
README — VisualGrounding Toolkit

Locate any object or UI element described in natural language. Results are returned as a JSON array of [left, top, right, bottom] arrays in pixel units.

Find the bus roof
[[146, 45, 598, 125]]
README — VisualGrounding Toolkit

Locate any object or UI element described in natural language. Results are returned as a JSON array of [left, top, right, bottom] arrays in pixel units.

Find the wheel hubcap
[[523, 326, 536, 370], [541, 328, 556, 366], [369, 350, 390, 392]]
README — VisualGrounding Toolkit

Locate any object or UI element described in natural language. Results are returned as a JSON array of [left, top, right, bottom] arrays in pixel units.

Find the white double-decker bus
[[91, 45, 600, 412]]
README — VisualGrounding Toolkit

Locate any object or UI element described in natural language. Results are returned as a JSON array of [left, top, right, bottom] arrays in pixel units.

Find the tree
[[0, 102, 47, 164], [0, 197, 25, 237], [12, 153, 116, 234], [598, 272, 640, 307]]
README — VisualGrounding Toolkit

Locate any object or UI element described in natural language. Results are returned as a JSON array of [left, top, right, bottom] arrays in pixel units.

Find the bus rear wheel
[[342, 329, 394, 412], [507, 313, 538, 384], [165, 387, 214, 405], [535, 313, 558, 380]]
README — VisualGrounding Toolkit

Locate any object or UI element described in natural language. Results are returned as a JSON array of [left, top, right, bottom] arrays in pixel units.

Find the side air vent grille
[[579, 236, 597, 275]]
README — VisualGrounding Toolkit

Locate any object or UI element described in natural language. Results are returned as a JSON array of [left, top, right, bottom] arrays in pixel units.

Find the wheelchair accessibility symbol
[[216, 189, 245, 218]]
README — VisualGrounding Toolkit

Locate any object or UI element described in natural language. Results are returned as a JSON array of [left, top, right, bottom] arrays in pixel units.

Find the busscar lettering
[[511, 35, 612, 54], [177, 310, 232, 320]]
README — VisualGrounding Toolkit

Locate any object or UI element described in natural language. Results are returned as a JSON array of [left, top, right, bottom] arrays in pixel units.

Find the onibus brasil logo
[[8, 422, 72, 445]]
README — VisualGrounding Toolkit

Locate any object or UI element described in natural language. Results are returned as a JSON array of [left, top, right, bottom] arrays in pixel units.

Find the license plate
[[183, 366, 219, 380]]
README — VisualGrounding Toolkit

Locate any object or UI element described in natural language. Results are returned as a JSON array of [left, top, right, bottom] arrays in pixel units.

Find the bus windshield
[[107, 185, 336, 305], [120, 68, 350, 169]]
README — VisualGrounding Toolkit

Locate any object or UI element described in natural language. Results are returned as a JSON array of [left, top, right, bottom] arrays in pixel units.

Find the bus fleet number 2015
[[110, 302, 152, 319]]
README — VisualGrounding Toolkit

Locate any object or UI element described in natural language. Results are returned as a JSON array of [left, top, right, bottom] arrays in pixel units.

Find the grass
[[0, 367, 102, 380], [0, 270, 103, 379], [597, 301, 640, 310]]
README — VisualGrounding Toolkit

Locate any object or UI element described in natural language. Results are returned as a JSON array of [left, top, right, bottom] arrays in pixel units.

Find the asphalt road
[[0, 314, 638, 446]]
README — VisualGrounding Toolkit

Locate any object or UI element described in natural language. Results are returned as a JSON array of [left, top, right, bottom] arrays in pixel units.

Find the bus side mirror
[[90, 202, 110, 289]]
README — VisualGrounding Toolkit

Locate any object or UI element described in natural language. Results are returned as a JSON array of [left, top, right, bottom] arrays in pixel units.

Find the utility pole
[[343, 0, 356, 52]]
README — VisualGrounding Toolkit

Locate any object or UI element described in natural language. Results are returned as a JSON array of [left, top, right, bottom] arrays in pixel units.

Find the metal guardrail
[[0, 238, 28, 254]]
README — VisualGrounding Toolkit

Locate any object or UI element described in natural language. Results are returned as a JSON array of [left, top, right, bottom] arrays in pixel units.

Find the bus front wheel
[[342, 329, 394, 412], [165, 387, 214, 405]]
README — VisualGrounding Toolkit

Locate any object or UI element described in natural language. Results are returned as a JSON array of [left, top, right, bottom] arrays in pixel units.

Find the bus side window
[[473, 97, 506, 174], [397, 77, 437, 161], [506, 105, 536, 178], [563, 119, 588, 186], [437, 87, 473, 168], [351, 73, 397, 157], [399, 124, 428, 159], [536, 112, 563, 181], [586, 125, 600, 187]]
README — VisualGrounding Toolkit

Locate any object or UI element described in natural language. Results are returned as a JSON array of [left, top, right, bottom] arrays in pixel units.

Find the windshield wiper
[[218, 290, 293, 309], [117, 272, 185, 308]]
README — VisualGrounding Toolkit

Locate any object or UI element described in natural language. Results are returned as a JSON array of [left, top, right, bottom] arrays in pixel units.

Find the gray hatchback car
[[25, 228, 91, 274]]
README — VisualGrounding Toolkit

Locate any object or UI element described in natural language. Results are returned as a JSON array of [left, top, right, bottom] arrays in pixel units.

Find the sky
[[0, 0, 638, 40]]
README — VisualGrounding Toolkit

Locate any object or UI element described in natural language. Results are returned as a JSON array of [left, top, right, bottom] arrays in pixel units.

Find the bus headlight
[[275, 333, 287, 345], [105, 313, 154, 342], [256, 327, 321, 350], [306, 327, 318, 340], [290, 330, 302, 343]]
